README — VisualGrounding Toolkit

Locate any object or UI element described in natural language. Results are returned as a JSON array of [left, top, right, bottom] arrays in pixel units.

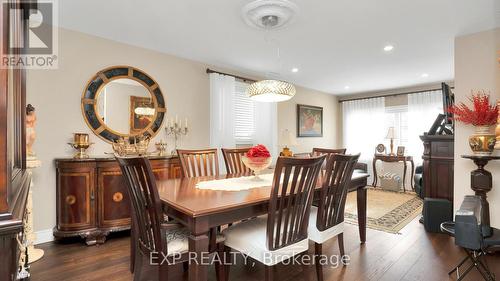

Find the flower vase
[[469, 125, 495, 156]]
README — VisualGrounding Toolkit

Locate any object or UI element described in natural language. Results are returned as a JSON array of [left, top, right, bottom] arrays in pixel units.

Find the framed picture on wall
[[129, 96, 154, 134], [297, 104, 323, 137], [397, 146, 405, 156]]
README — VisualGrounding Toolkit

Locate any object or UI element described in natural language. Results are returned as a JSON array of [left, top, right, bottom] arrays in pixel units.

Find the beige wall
[[454, 28, 500, 227], [27, 28, 339, 233], [277, 86, 340, 154]]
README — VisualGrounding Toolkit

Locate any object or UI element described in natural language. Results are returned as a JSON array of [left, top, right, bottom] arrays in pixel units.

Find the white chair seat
[[222, 216, 309, 266], [308, 206, 344, 244], [166, 227, 225, 256]]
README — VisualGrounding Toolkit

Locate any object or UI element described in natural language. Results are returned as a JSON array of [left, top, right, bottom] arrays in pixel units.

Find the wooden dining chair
[[116, 156, 225, 281], [223, 155, 326, 281], [308, 153, 359, 281], [221, 147, 251, 175], [312, 147, 347, 165], [177, 148, 219, 178]]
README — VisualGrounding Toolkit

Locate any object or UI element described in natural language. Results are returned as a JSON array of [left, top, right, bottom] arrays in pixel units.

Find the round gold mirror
[[81, 66, 166, 143]]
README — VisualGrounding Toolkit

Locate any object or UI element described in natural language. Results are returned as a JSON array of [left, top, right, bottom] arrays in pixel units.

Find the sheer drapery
[[342, 97, 385, 182], [407, 90, 443, 164], [254, 101, 278, 163], [209, 73, 236, 171]]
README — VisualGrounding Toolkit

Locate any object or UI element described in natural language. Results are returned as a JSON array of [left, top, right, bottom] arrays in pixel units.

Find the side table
[[372, 154, 415, 192]]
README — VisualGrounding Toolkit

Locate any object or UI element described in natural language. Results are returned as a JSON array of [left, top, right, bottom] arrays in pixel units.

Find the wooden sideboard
[[54, 156, 181, 245], [420, 134, 454, 201]]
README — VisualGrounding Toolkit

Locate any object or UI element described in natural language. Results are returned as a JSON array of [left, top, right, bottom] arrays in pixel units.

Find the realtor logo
[[2, 0, 58, 69]]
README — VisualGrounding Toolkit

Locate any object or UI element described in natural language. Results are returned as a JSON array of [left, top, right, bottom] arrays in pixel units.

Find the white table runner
[[196, 171, 369, 192], [196, 173, 275, 191]]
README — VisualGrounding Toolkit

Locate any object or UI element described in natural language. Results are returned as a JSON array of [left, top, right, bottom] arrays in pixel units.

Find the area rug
[[344, 188, 423, 234]]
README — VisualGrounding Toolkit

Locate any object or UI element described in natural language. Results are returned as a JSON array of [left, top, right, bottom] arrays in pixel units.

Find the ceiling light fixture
[[344, 86, 350, 90], [383, 45, 394, 52], [247, 80, 296, 102], [291, 67, 299, 73], [421, 73, 429, 78]]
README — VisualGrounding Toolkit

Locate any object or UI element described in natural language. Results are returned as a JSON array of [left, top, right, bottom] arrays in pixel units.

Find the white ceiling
[[59, 0, 498, 95]]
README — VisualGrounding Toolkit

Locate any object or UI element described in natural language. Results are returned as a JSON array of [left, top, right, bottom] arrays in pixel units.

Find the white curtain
[[407, 90, 443, 164], [342, 97, 385, 182], [254, 101, 278, 164], [209, 73, 236, 171]]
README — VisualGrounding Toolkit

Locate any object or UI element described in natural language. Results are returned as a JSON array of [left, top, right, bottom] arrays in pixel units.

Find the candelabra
[[165, 116, 188, 155]]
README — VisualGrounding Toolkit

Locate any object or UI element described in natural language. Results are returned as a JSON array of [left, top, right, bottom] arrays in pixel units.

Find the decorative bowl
[[241, 156, 272, 178]]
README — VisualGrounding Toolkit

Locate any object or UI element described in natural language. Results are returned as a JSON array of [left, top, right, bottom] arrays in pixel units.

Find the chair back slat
[[266, 156, 326, 251], [116, 157, 165, 255], [221, 147, 252, 175], [317, 154, 359, 231], [312, 148, 347, 168], [177, 149, 219, 178]]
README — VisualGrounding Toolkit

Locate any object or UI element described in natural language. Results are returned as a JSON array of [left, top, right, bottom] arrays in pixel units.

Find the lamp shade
[[280, 129, 298, 147], [247, 80, 296, 102], [385, 127, 396, 139]]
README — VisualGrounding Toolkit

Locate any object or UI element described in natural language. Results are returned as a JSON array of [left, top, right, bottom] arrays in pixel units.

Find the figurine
[[26, 104, 37, 158]]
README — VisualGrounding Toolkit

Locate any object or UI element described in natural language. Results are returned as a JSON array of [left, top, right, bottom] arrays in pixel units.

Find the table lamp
[[280, 129, 298, 157], [385, 127, 397, 155]]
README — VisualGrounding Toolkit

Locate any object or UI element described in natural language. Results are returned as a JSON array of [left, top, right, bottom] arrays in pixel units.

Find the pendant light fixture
[[242, 1, 298, 102], [247, 79, 296, 102]]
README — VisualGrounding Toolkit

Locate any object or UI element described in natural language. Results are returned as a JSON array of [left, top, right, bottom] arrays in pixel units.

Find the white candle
[[175, 114, 178, 124], [185, 118, 188, 128]]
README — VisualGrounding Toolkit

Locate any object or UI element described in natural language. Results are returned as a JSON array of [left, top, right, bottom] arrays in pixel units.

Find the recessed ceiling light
[[344, 86, 350, 90], [383, 45, 394, 52], [421, 73, 429, 78], [291, 67, 299, 73]]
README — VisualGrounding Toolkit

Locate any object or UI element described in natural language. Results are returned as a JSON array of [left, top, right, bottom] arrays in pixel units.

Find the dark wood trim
[[206, 68, 257, 83], [0, 1, 34, 279], [0, 0, 9, 216], [338, 87, 454, 103]]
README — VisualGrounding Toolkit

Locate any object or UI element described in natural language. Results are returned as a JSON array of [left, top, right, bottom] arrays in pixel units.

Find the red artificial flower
[[246, 144, 271, 158], [447, 91, 498, 126]]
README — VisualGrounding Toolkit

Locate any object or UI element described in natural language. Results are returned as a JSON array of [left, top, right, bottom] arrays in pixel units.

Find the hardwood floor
[[31, 218, 499, 281]]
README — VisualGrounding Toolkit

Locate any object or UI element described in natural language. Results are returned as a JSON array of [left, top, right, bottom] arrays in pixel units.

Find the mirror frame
[[81, 66, 166, 143]]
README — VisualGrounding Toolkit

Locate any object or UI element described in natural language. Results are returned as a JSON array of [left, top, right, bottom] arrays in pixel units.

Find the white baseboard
[[35, 229, 54, 245]]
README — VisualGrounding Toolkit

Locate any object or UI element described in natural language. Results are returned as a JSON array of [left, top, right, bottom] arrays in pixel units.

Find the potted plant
[[448, 90, 498, 155]]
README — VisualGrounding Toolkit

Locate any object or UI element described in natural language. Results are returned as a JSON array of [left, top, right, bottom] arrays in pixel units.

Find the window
[[233, 81, 255, 146], [385, 105, 408, 147]]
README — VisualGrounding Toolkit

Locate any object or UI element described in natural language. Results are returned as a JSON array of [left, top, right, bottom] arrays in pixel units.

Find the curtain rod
[[338, 87, 453, 103], [206, 68, 257, 83]]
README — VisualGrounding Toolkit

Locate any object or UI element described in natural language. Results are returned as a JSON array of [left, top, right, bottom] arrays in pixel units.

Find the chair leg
[[130, 226, 135, 273], [315, 243, 323, 281], [302, 259, 313, 281], [134, 254, 143, 281], [338, 233, 345, 259], [209, 227, 217, 252], [215, 243, 225, 281], [183, 261, 189, 272], [265, 265, 274, 281], [224, 246, 231, 281]]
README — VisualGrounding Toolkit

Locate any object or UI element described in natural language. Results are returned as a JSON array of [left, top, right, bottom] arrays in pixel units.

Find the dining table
[[157, 171, 369, 281]]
